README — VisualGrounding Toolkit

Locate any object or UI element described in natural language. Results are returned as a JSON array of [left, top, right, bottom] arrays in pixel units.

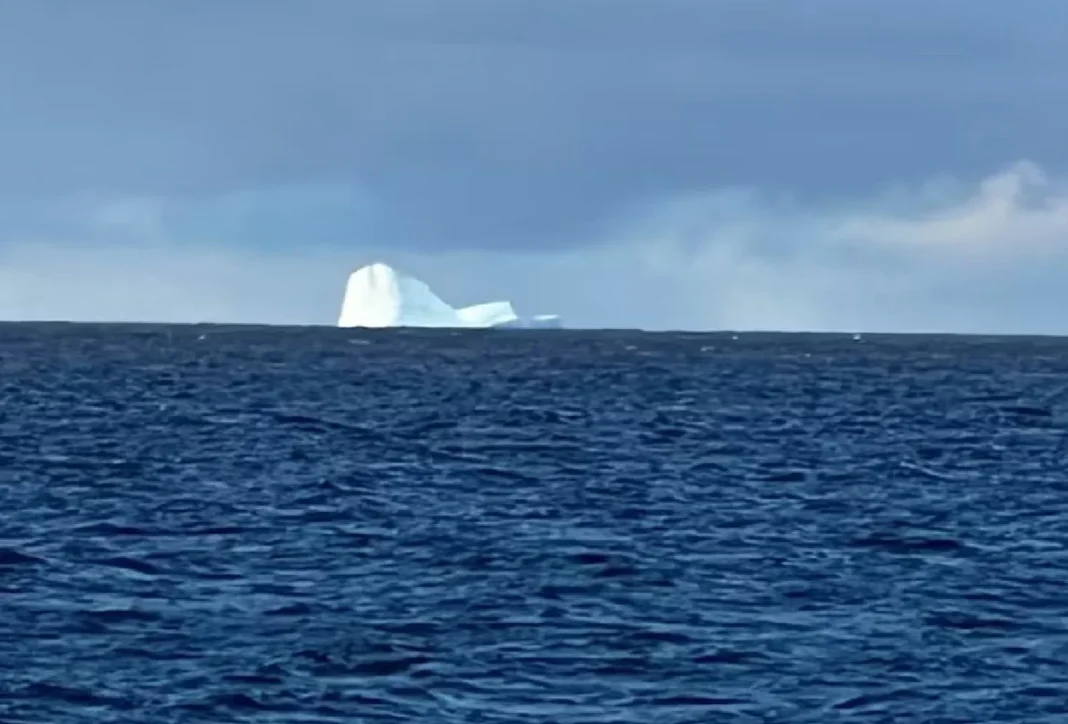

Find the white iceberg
[[337, 262, 561, 329]]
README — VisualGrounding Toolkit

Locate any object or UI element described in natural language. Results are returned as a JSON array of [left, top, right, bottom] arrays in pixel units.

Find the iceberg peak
[[337, 262, 560, 329]]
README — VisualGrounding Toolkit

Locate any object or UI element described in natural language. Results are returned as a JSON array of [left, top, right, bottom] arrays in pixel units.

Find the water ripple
[[1, 325, 1067, 722]]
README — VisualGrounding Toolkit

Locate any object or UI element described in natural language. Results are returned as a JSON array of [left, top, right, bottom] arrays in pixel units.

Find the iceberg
[[337, 262, 561, 329]]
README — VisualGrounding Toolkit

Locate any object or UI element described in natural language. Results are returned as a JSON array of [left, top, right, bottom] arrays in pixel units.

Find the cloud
[[1, 1, 1067, 247], [2, 161, 1068, 333]]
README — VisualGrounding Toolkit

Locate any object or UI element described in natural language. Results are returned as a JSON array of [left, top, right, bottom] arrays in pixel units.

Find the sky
[[2, 0, 1068, 332]]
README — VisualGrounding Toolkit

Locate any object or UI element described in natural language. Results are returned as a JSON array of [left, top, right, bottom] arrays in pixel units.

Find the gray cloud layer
[[4, 1, 1067, 245], [1, 2, 1067, 331]]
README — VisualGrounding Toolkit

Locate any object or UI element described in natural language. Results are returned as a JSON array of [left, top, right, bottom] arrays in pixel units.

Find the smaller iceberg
[[337, 263, 561, 329]]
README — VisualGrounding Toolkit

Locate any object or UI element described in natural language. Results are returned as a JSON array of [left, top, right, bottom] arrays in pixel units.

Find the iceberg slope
[[337, 263, 560, 329], [455, 301, 519, 327]]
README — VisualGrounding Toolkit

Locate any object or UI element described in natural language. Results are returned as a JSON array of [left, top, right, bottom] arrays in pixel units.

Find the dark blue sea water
[[2, 324, 1067, 723]]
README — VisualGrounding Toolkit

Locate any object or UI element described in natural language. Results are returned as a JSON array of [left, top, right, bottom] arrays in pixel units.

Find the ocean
[[1, 324, 1066, 723]]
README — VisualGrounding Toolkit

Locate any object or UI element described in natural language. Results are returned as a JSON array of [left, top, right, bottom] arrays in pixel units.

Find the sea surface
[[1, 324, 1067, 723]]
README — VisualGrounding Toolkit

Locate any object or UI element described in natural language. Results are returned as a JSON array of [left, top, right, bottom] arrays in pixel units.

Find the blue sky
[[2, 1, 1067, 331]]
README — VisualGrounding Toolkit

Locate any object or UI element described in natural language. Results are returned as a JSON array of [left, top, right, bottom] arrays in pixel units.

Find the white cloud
[[2, 160, 1068, 334]]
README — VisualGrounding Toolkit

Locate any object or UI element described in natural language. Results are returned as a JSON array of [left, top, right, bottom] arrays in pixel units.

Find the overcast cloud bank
[[2, 160, 1066, 333], [2, 3, 1066, 332]]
